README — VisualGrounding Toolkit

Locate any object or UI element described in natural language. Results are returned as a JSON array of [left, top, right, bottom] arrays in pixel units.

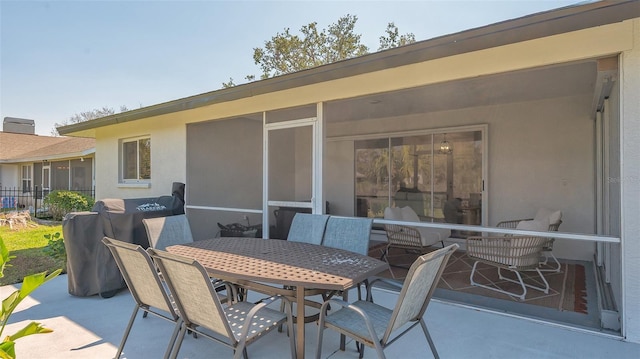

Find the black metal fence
[[0, 186, 95, 219]]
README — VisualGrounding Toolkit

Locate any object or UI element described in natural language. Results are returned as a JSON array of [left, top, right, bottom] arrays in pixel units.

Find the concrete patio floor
[[3, 274, 639, 359]]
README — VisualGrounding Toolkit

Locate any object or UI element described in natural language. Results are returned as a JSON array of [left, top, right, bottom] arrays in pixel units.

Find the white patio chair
[[316, 244, 459, 359], [466, 234, 550, 300], [101, 237, 181, 359], [381, 206, 449, 274], [143, 214, 194, 250], [496, 208, 563, 272], [148, 248, 296, 359]]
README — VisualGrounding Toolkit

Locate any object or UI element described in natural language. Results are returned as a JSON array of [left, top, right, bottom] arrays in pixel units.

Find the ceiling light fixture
[[439, 134, 453, 154]]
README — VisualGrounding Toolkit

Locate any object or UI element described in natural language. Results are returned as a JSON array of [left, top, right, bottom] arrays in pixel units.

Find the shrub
[[0, 235, 60, 358], [43, 232, 66, 272], [43, 191, 94, 221]]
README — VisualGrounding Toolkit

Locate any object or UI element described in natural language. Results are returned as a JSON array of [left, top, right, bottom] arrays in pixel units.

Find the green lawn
[[0, 223, 65, 286]]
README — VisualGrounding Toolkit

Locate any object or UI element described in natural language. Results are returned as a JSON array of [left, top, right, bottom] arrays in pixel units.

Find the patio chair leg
[[163, 321, 182, 359], [116, 305, 141, 358], [169, 324, 188, 359], [470, 261, 527, 301], [499, 267, 550, 295], [316, 314, 327, 359], [533, 267, 550, 294], [539, 251, 562, 272], [420, 318, 440, 359]]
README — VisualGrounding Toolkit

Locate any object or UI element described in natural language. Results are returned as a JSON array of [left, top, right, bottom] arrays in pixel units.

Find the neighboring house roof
[[0, 132, 95, 163], [58, 0, 640, 137]]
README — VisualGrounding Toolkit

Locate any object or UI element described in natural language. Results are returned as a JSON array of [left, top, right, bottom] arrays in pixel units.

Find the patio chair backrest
[[287, 213, 330, 244], [143, 214, 194, 250], [148, 248, 234, 339], [322, 216, 373, 255], [384, 244, 458, 341], [101, 237, 177, 319]]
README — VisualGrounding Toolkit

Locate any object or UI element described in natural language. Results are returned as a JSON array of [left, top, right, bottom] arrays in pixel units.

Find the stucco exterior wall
[[94, 115, 187, 200]]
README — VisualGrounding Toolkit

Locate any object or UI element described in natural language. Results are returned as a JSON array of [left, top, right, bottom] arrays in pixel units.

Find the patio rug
[[368, 244, 588, 314]]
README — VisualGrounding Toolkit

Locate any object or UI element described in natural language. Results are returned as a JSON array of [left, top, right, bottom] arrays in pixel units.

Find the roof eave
[[0, 148, 95, 164], [58, 0, 640, 137]]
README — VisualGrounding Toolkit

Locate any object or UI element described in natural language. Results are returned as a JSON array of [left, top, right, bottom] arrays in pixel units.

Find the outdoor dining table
[[166, 237, 388, 359]]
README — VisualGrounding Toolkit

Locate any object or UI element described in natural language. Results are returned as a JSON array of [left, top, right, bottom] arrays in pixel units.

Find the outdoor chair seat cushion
[[515, 219, 549, 232]]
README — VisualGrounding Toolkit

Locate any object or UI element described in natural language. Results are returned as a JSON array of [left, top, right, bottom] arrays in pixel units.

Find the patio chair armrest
[[496, 218, 532, 229], [239, 295, 290, 336], [366, 277, 402, 301], [253, 294, 287, 308], [319, 298, 381, 344], [368, 276, 402, 290], [320, 298, 370, 319], [214, 280, 239, 304]]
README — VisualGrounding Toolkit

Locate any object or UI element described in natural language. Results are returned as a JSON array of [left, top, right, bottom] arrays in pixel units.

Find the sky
[[1, 0, 580, 136]]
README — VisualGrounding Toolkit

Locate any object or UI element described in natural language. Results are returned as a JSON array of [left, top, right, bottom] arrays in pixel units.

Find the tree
[[378, 22, 416, 51], [51, 106, 129, 136], [226, 14, 415, 86]]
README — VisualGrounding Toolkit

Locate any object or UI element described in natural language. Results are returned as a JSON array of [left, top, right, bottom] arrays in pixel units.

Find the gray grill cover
[[63, 182, 185, 297]]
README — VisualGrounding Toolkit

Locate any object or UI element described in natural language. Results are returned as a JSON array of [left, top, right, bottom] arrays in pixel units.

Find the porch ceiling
[[324, 60, 600, 122]]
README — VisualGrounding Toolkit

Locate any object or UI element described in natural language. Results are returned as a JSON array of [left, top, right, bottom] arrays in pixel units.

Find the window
[[21, 165, 32, 192], [121, 137, 151, 182]]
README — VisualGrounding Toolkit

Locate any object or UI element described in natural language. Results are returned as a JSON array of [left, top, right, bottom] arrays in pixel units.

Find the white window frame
[[120, 136, 151, 185], [21, 165, 32, 193]]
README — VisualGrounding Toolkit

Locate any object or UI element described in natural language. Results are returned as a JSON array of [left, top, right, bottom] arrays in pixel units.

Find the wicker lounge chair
[[316, 244, 459, 359], [381, 207, 449, 274], [496, 208, 563, 272], [466, 235, 550, 300]]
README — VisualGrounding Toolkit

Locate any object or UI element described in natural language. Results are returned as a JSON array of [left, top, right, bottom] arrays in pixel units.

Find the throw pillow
[[534, 208, 562, 226], [399, 206, 421, 223], [383, 207, 402, 221]]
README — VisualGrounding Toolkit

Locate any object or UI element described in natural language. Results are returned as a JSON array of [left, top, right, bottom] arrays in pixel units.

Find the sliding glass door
[[355, 128, 485, 236]]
